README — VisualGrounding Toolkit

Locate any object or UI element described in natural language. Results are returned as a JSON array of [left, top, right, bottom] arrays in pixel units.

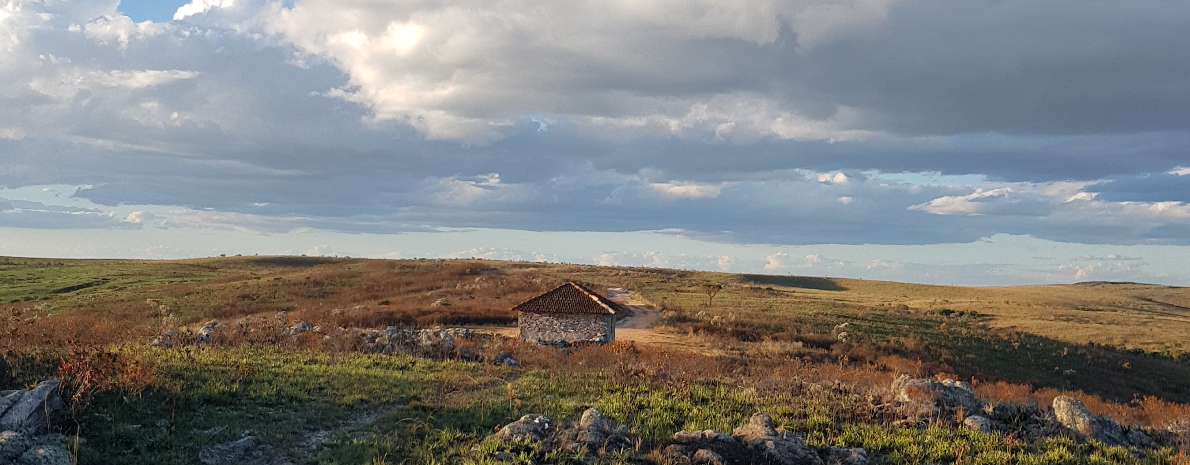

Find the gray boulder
[[575, 408, 630, 454], [492, 352, 519, 367], [0, 380, 62, 433], [15, 443, 71, 465], [664, 430, 749, 465], [827, 446, 870, 465], [1052, 396, 1126, 446], [891, 375, 983, 419], [287, 321, 313, 335], [491, 414, 557, 443], [732, 413, 823, 465], [0, 430, 34, 463], [195, 321, 227, 345], [963, 415, 994, 433]]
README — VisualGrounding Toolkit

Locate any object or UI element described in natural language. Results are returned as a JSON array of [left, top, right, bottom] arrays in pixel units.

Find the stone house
[[513, 282, 623, 345]]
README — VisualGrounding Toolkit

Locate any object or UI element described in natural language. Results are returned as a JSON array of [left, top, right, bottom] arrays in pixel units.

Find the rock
[[690, 448, 727, 465], [492, 352, 519, 367], [575, 408, 630, 454], [0, 355, 9, 388], [431, 298, 450, 307], [1052, 396, 1094, 435], [199, 435, 292, 465], [665, 430, 748, 465], [151, 330, 177, 348], [1052, 396, 1126, 446], [15, 442, 71, 465], [732, 413, 823, 465], [826, 447, 870, 465], [0, 380, 63, 433], [493, 451, 514, 461], [891, 375, 983, 419], [1126, 428, 1157, 449], [195, 321, 227, 345], [963, 415, 994, 433], [491, 414, 557, 443], [288, 321, 313, 335], [0, 430, 34, 463]]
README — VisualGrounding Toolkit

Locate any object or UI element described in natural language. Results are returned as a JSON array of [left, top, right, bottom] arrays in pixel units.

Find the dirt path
[[608, 287, 660, 329]]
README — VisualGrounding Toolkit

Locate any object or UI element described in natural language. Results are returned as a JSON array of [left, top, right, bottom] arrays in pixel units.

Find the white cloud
[[174, 0, 236, 21], [837, 196, 854, 205], [75, 14, 169, 49], [647, 181, 723, 199], [1170, 167, 1190, 176], [817, 172, 850, 184], [0, 127, 25, 140]]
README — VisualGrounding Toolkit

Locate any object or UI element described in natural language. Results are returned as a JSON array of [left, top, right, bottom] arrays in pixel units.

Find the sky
[[1, 0, 1189, 286]]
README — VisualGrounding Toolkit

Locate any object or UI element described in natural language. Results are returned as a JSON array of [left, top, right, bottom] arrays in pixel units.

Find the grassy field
[[1, 256, 1189, 464]]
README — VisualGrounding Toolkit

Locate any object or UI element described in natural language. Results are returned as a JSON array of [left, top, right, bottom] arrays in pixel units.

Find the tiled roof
[[511, 282, 623, 315]]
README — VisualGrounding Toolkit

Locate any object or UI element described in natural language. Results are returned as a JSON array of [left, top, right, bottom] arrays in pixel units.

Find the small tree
[[703, 283, 724, 307]]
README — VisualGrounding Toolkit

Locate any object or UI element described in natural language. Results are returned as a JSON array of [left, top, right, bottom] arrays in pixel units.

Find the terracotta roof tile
[[511, 282, 623, 315]]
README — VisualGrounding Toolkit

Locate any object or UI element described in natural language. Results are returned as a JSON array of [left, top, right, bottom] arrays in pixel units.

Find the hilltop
[[0, 256, 1188, 464]]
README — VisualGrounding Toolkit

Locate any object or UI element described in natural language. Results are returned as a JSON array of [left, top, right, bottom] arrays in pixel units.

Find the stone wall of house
[[519, 312, 615, 344]]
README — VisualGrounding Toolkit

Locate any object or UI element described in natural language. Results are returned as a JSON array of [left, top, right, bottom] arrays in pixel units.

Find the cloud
[[1171, 167, 1190, 176], [646, 181, 723, 200], [174, 0, 236, 21]]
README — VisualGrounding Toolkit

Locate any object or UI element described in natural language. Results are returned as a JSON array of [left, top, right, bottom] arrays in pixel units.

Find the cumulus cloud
[[1, 0, 1190, 260]]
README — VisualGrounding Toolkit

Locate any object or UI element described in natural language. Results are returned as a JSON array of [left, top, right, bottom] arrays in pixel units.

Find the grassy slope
[[2, 256, 1189, 464]]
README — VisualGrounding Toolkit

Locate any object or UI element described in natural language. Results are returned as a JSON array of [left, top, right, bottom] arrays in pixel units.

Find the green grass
[[0, 257, 220, 304], [69, 345, 1186, 464]]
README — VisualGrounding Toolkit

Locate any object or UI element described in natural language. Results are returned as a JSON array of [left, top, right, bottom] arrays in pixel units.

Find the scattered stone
[[287, 321, 313, 335], [826, 446, 871, 465], [488, 409, 632, 461], [492, 352, 519, 367], [151, 330, 177, 348], [195, 321, 227, 345], [431, 298, 450, 307], [1052, 396, 1126, 446], [963, 415, 994, 433], [0, 380, 63, 433], [732, 413, 823, 465], [574, 408, 631, 455], [491, 414, 557, 443], [0, 430, 34, 463], [15, 442, 71, 465], [199, 435, 292, 465], [891, 375, 983, 420], [664, 430, 748, 465]]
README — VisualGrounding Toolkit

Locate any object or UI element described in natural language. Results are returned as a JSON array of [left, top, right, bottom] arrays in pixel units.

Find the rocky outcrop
[[1052, 396, 1127, 446], [826, 446, 870, 465], [0, 380, 62, 433], [664, 413, 868, 465], [0, 380, 71, 465], [664, 430, 749, 465], [350, 326, 474, 356], [491, 351, 519, 366], [487, 408, 632, 461], [732, 413, 823, 465], [195, 321, 228, 345], [962, 415, 993, 433], [891, 375, 982, 420]]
